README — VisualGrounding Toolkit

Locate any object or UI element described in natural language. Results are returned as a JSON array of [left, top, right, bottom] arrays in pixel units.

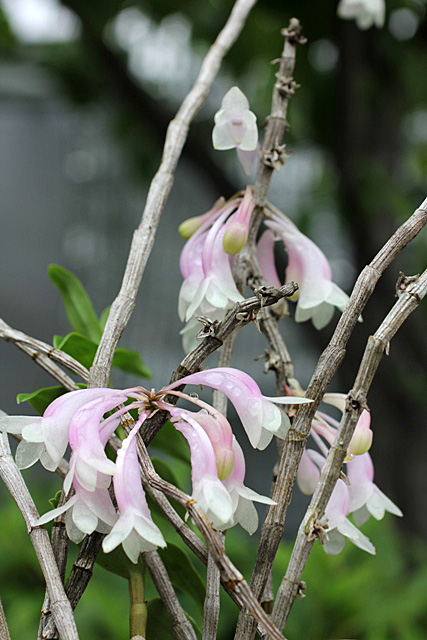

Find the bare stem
[[144, 551, 197, 640], [0, 598, 11, 640], [0, 430, 78, 640], [272, 268, 427, 631]]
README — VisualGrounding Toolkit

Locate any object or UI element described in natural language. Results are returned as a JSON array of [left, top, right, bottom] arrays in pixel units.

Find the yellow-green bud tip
[[178, 216, 204, 239], [222, 223, 248, 256]]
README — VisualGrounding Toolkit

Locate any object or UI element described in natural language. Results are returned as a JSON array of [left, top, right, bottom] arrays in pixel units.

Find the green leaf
[[149, 421, 190, 464], [146, 599, 201, 640], [55, 332, 97, 370], [112, 348, 151, 378], [158, 543, 205, 611], [96, 546, 144, 580], [17, 385, 85, 415], [48, 489, 63, 509], [48, 264, 102, 342], [99, 305, 110, 330], [146, 599, 174, 640]]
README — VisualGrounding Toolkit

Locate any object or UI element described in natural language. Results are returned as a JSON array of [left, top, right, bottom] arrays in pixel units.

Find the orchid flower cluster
[[178, 185, 351, 351], [296, 391, 402, 555], [0, 368, 311, 562]]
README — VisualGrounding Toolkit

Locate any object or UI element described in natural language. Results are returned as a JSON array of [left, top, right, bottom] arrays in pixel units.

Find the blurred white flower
[[337, 0, 385, 30]]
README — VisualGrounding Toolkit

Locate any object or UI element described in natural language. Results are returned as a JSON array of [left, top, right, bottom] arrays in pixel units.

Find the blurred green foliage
[[1, 479, 426, 639]]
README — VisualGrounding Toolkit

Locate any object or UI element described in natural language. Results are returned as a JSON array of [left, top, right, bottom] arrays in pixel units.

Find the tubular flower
[[256, 229, 288, 316], [337, 0, 385, 29], [38, 479, 117, 544], [170, 408, 234, 529], [322, 392, 373, 458], [65, 395, 127, 494], [324, 479, 375, 556], [347, 452, 403, 525], [165, 367, 311, 450], [169, 407, 274, 532], [178, 197, 225, 239], [222, 186, 255, 256], [265, 214, 350, 330], [296, 449, 322, 495], [103, 417, 166, 563], [0, 388, 123, 472], [180, 205, 244, 332]]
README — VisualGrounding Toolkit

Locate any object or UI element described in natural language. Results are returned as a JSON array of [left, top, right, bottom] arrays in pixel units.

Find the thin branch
[[203, 531, 225, 640], [237, 196, 427, 638], [0, 429, 78, 640], [0, 598, 11, 640], [0, 318, 89, 383], [144, 551, 197, 640], [272, 268, 427, 631], [89, 0, 257, 389], [129, 569, 147, 640]]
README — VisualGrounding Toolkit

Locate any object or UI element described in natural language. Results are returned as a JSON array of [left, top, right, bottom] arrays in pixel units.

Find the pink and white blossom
[[212, 87, 258, 152], [265, 214, 350, 330], [102, 417, 166, 563], [347, 452, 402, 525], [0, 388, 123, 472], [222, 186, 255, 256], [38, 478, 117, 544], [64, 395, 127, 494], [170, 407, 274, 532], [166, 367, 311, 450], [324, 478, 375, 555], [337, 0, 385, 30]]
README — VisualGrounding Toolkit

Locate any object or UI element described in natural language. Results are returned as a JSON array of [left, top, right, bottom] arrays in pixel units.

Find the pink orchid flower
[[38, 478, 117, 544], [65, 395, 127, 494], [0, 388, 123, 471], [297, 449, 322, 495], [102, 416, 166, 563], [265, 214, 350, 330], [165, 367, 311, 450], [222, 186, 255, 256], [324, 478, 375, 555], [170, 407, 274, 532], [347, 452, 402, 526]]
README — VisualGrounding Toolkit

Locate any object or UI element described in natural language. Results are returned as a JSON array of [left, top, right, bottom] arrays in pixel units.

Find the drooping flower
[[337, 0, 385, 30], [347, 452, 402, 526], [169, 406, 274, 532], [0, 388, 123, 472], [297, 449, 322, 495], [265, 214, 350, 330], [165, 367, 311, 450], [38, 478, 117, 544], [222, 186, 255, 256], [102, 417, 166, 563], [169, 408, 234, 529], [221, 436, 275, 533], [182, 207, 244, 323], [64, 394, 127, 494], [324, 478, 375, 555]]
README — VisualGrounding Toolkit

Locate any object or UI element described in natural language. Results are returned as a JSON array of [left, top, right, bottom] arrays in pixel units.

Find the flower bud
[[348, 410, 373, 457], [178, 197, 226, 239], [222, 222, 248, 255]]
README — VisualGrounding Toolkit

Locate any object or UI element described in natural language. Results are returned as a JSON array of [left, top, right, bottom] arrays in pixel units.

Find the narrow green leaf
[[146, 599, 174, 640], [146, 599, 201, 640], [149, 421, 190, 464], [158, 543, 205, 611], [55, 332, 98, 370], [99, 305, 110, 330], [17, 385, 85, 414], [112, 348, 151, 378], [48, 264, 102, 342]]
